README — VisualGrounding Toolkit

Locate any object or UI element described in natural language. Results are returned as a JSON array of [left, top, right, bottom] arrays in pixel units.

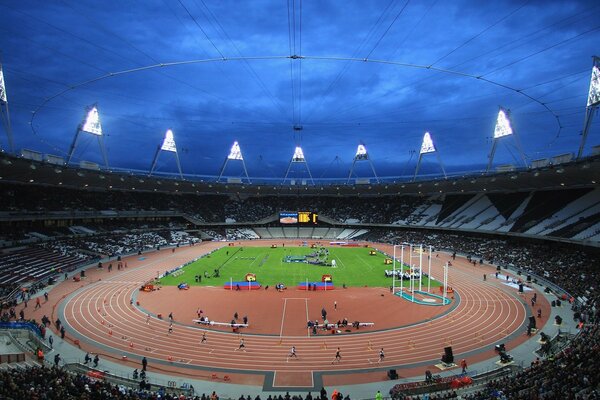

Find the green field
[[158, 246, 442, 288]]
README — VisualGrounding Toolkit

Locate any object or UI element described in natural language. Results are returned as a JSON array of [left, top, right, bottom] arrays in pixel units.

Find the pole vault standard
[[419, 244, 423, 292], [428, 246, 432, 293], [400, 245, 404, 296], [443, 262, 448, 304], [410, 244, 415, 303], [392, 244, 403, 293]]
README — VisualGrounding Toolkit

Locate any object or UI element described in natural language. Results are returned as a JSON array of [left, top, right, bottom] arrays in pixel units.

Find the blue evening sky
[[0, 0, 598, 180]]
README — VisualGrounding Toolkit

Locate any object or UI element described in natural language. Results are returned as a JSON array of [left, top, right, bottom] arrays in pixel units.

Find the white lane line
[[279, 298, 288, 339], [305, 298, 310, 337]]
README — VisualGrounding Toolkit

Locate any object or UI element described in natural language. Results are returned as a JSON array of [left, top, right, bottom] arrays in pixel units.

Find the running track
[[55, 241, 539, 389]]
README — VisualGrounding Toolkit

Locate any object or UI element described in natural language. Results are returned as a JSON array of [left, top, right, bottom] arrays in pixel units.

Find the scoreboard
[[279, 211, 318, 225]]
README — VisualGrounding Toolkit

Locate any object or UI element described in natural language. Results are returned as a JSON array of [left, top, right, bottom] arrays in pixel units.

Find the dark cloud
[[0, 1, 598, 180]]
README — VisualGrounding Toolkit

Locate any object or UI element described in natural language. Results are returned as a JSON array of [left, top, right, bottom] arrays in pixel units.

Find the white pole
[[419, 244, 423, 292], [410, 244, 414, 303], [230, 277, 232, 290], [443, 263, 448, 304], [428, 246, 432, 293], [393, 245, 396, 293], [400, 245, 404, 295]]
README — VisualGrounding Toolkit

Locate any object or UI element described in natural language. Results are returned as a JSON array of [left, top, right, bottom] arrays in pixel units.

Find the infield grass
[[158, 246, 442, 288]]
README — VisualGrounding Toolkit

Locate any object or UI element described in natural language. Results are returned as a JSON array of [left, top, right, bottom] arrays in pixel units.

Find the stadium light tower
[[485, 107, 527, 173], [577, 56, 600, 160], [0, 62, 14, 153], [413, 132, 446, 181], [283, 146, 314, 185], [347, 143, 379, 184], [149, 129, 183, 179], [217, 141, 251, 183], [67, 104, 109, 168]]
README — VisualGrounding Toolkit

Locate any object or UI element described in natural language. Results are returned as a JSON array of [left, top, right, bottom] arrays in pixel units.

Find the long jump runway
[[52, 240, 546, 390]]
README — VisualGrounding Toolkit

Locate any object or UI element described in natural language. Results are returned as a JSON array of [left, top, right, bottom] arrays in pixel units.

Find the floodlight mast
[[149, 129, 183, 179], [0, 62, 14, 154], [283, 146, 314, 184], [413, 132, 446, 181], [577, 56, 600, 160], [66, 104, 109, 168], [347, 143, 379, 183], [217, 141, 251, 183], [485, 107, 527, 174]]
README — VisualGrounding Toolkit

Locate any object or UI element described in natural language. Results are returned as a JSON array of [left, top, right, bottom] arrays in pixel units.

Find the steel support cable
[[299, 0, 303, 124], [0, 26, 108, 75], [481, 25, 600, 77], [318, 5, 595, 123], [311, 0, 413, 124], [29, 56, 289, 155], [30, 54, 563, 154], [0, 4, 146, 70], [194, 0, 290, 119], [176, 0, 225, 59], [61, 0, 272, 123], [428, 0, 531, 68], [364, 0, 411, 60], [448, 7, 598, 72], [161, 1, 276, 122], [287, 0, 297, 124], [303, 0, 397, 123]]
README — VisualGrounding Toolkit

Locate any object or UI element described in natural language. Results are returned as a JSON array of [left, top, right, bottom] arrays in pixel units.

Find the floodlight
[[420, 132, 436, 154], [0, 65, 7, 103], [587, 58, 600, 107], [227, 141, 244, 160], [348, 142, 379, 183], [292, 146, 306, 162], [218, 141, 250, 182], [493, 109, 513, 139], [355, 144, 368, 160], [80, 106, 102, 136], [160, 129, 177, 153]]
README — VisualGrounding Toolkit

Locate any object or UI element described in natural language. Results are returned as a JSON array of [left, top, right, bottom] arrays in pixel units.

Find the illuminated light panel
[[227, 141, 244, 160], [160, 129, 177, 152], [587, 59, 600, 107], [493, 109, 513, 139], [354, 144, 369, 160], [291, 146, 306, 162], [420, 132, 436, 154], [81, 106, 103, 136], [0, 65, 7, 103]]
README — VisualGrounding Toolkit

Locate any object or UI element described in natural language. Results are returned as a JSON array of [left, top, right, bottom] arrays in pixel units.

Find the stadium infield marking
[[54, 240, 540, 389]]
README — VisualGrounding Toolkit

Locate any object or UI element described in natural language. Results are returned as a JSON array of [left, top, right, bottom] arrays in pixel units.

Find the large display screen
[[279, 211, 318, 225]]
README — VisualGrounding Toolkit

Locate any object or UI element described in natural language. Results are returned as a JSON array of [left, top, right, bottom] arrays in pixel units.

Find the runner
[[378, 348, 385, 363], [235, 338, 246, 352], [201, 332, 207, 344], [332, 347, 342, 364], [287, 346, 298, 362]]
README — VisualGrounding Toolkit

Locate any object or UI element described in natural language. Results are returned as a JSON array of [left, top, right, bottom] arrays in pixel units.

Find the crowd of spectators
[[366, 229, 600, 313], [363, 229, 600, 399], [0, 182, 429, 225], [37, 229, 200, 258], [0, 364, 347, 400], [0, 364, 212, 400]]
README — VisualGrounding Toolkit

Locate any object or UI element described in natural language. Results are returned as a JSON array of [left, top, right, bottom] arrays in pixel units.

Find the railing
[[64, 361, 194, 397], [0, 321, 42, 338]]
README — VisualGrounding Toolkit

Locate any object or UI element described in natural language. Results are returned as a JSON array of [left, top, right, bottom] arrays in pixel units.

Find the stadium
[[0, 2, 599, 400]]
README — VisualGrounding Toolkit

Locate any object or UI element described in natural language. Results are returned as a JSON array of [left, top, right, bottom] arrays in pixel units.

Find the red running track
[[52, 241, 545, 388]]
